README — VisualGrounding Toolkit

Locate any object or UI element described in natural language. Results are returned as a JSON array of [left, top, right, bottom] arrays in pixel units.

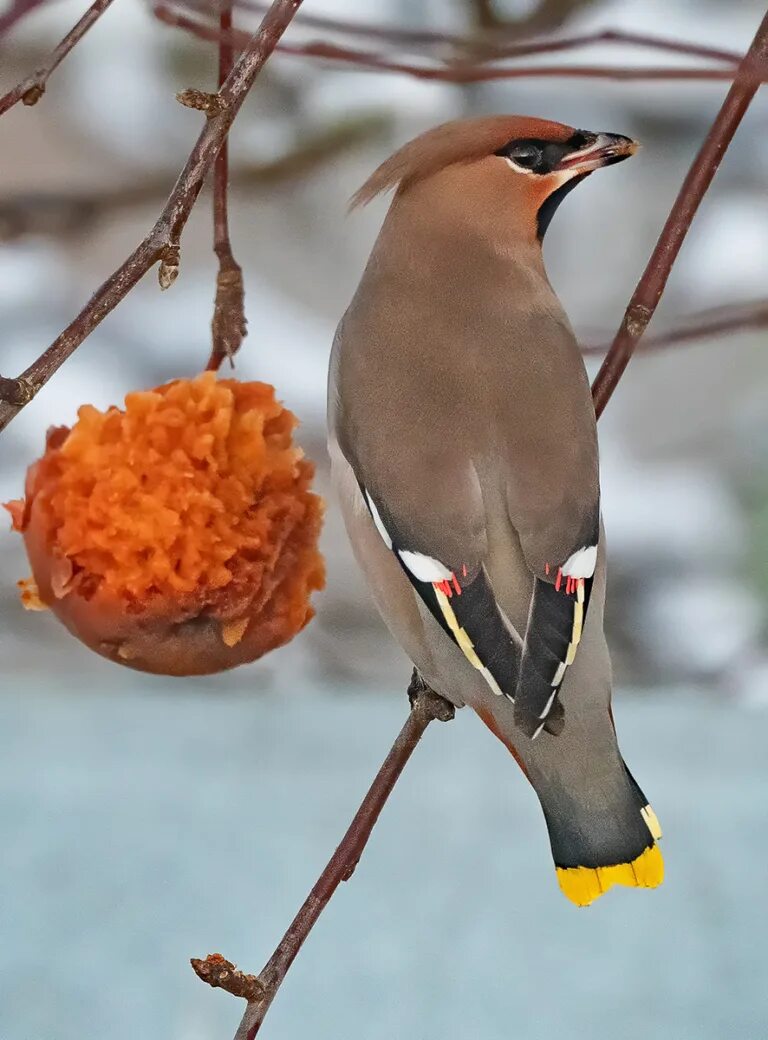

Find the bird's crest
[[350, 115, 575, 208]]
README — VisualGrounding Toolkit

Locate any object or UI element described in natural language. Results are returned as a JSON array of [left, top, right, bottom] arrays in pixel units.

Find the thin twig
[[201, 1, 743, 66], [155, 4, 754, 82], [581, 299, 768, 356], [591, 7, 768, 418], [0, 0, 306, 431], [193, 672, 455, 1040], [0, 0, 116, 117], [452, 26, 741, 65], [208, 0, 247, 371]]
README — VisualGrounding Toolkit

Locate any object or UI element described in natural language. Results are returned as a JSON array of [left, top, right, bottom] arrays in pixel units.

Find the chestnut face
[[494, 129, 637, 239]]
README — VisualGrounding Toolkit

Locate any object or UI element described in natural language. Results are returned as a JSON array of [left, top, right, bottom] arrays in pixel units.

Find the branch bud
[[158, 244, 180, 290], [176, 88, 226, 117]]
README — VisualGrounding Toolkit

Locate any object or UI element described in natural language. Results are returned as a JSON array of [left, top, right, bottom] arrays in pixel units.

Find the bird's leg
[[193, 670, 454, 1039]]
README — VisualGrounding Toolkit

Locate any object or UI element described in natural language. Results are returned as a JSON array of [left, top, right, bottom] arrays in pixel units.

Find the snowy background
[[1, 0, 767, 1037]]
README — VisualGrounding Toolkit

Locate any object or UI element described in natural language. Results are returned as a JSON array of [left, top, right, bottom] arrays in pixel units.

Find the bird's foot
[[407, 669, 456, 722]]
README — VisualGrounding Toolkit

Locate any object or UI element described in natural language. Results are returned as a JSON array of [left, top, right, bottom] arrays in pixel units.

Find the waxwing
[[328, 116, 662, 907]]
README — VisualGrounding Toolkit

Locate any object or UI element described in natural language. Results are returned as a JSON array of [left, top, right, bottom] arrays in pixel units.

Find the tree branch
[[154, 8, 758, 83], [591, 7, 768, 418], [0, 0, 116, 117], [202, 1, 743, 65], [208, 0, 247, 372], [581, 299, 768, 357], [193, 672, 455, 1040], [0, 0, 306, 431]]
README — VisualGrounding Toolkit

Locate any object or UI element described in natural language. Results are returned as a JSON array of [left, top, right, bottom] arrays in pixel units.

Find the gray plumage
[[328, 116, 662, 905]]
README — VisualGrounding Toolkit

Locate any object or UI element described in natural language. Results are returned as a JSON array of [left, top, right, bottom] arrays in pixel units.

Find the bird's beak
[[556, 133, 638, 174]]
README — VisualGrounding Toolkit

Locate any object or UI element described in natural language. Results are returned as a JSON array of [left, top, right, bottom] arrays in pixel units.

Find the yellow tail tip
[[556, 844, 664, 908]]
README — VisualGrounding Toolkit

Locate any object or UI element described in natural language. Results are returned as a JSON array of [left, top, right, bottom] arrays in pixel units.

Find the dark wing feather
[[359, 483, 522, 702], [514, 574, 594, 737]]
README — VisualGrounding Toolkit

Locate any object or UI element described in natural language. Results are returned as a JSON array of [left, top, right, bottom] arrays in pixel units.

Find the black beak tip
[[601, 132, 639, 163]]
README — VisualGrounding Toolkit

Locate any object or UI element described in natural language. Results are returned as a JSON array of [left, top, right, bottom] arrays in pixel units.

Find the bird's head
[[352, 115, 637, 243]]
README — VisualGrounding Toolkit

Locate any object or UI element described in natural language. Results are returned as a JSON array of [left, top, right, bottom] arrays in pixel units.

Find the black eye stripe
[[495, 131, 595, 175], [565, 131, 591, 151]]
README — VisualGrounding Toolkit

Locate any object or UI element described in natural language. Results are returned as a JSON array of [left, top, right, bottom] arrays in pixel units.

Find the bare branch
[[208, 0, 247, 372], [210, 1, 742, 64], [581, 299, 768, 357], [0, 0, 116, 117], [153, 6, 757, 83], [591, 8, 768, 418], [181, 0, 739, 65], [192, 672, 455, 1040], [0, 0, 306, 431]]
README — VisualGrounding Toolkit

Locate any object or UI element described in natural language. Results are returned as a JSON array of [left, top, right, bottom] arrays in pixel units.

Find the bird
[[328, 115, 663, 907]]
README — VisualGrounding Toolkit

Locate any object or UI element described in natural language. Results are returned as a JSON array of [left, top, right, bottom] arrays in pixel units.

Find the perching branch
[[0, 0, 306, 432], [208, 0, 247, 372], [591, 6, 768, 418], [193, 672, 455, 1040], [0, 0, 116, 117]]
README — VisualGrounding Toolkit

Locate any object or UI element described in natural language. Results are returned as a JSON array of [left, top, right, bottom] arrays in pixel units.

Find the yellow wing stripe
[[572, 600, 584, 645], [556, 585, 586, 682], [434, 586, 505, 697], [434, 587, 483, 669]]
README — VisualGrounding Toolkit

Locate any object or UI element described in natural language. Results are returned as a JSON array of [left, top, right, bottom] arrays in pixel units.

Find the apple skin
[[20, 483, 318, 676]]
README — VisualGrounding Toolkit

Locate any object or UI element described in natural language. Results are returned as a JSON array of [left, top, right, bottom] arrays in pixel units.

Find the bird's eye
[[508, 144, 542, 170]]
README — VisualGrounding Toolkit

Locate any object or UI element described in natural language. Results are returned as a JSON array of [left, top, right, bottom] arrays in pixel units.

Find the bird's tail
[[540, 758, 663, 908]]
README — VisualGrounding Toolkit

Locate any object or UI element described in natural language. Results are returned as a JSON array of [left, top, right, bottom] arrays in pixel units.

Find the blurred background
[[1, 0, 767, 1037]]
